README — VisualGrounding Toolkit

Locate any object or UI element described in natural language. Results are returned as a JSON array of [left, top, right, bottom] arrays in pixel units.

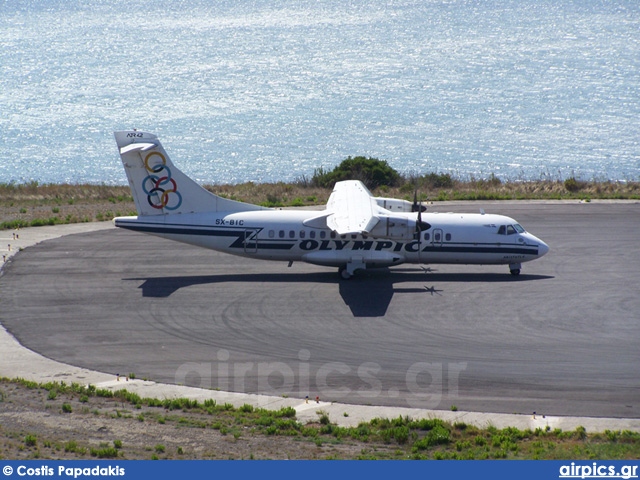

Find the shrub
[[422, 172, 454, 189], [25, 435, 37, 447], [393, 426, 410, 444], [564, 177, 582, 192], [91, 447, 119, 458], [412, 425, 450, 451], [65, 441, 78, 452], [312, 157, 401, 189], [474, 435, 487, 446], [318, 412, 331, 425], [410, 418, 444, 431], [275, 406, 296, 418]]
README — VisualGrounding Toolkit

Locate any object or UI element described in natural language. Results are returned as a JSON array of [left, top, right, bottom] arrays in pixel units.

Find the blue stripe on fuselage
[[116, 222, 538, 256]]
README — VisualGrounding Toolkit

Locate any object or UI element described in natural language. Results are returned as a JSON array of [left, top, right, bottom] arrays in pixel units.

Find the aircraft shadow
[[124, 269, 553, 318]]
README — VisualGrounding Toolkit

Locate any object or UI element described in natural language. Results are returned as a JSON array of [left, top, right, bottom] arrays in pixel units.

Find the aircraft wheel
[[338, 266, 352, 280], [510, 268, 521, 276]]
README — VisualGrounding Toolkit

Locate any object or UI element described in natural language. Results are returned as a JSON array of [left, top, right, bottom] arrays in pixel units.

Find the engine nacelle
[[369, 215, 415, 240], [375, 197, 414, 212]]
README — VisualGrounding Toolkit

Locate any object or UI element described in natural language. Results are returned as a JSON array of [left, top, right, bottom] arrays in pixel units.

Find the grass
[[2, 377, 638, 460], [1, 177, 639, 231]]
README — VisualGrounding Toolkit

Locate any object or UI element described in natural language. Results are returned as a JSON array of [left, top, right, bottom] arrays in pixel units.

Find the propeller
[[411, 191, 427, 213], [413, 192, 431, 266]]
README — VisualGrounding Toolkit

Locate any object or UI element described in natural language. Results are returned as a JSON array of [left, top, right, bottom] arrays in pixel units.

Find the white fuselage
[[114, 209, 549, 270]]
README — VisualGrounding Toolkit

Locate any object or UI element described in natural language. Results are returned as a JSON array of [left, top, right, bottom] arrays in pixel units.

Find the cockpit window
[[514, 224, 525, 233], [497, 225, 506, 235], [506, 225, 516, 235]]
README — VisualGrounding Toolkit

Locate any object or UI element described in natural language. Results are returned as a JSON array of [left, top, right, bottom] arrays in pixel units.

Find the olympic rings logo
[[141, 152, 183, 210]]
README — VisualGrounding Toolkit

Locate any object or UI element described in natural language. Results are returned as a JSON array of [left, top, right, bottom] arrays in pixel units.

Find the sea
[[1, 0, 638, 186]]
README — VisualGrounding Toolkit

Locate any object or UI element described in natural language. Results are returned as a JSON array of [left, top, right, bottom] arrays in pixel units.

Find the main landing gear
[[338, 260, 366, 280], [338, 266, 351, 279]]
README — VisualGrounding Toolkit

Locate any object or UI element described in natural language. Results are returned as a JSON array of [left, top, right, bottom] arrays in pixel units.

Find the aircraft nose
[[538, 240, 549, 257]]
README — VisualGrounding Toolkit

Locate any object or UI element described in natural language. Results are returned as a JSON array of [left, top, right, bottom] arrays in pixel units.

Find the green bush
[[318, 412, 331, 425], [422, 172, 454, 189], [564, 177, 582, 192], [392, 426, 410, 444], [275, 406, 296, 418], [474, 435, 487, 446], [312, 157, 401, 189], [91, 447, 119, 458]]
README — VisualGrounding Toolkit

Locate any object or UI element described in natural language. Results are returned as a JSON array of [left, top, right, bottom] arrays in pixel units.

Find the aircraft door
[[243, 229, 258, 254], [432, 228, 444, 248]]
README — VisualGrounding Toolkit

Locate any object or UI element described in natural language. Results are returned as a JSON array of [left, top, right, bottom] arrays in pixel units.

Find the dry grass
[[1, 179, 638, 230]]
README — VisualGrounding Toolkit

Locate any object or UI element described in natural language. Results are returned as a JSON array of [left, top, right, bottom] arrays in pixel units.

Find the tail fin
[[114, 131, 265, 216]]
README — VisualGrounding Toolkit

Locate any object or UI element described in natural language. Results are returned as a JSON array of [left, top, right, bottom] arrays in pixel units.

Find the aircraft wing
[[325, 180, 381, 235]]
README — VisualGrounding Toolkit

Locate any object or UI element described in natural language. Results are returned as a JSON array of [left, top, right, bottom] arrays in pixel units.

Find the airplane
[[113, 131, 549, 279]]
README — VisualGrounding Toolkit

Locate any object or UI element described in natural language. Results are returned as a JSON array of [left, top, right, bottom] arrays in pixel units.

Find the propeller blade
[[416, 207, 431, 232], [412, 190, 419, 212], [412, 190, 427, 212]]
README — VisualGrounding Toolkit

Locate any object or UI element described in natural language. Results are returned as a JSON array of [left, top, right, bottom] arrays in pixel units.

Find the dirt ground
[[0, 381, 396, 460]]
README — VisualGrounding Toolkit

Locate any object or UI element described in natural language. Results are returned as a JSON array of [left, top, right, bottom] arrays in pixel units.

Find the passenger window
[[269, 230, 275, 238], [445, 233, 451, 241], [497, 225, 506, 235], [506, 225, 516, 235], [300, 230, 305, 239], [279, 230, 285, 238], [424, 233, 430, 241], [330, 231, 336, 239], [310, 231, 316, 239], [289, 230, 295, 239], [320, 231, 326, 239], [435, 232, 441, 242]]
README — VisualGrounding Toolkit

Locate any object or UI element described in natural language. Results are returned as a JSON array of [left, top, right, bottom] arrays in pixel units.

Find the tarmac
[[1, 200, 639, 432]]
